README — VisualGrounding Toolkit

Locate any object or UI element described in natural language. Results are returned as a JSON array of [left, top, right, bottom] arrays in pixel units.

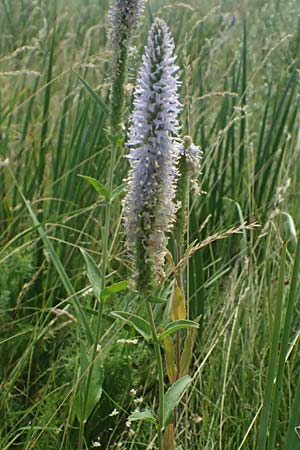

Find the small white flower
[[0, 158, 9, 168], [130, 388, 137, 396], [117, 338, 138, 345], [128, 428, 135, 437], [109, 408, 120, 417], [82, 287, 93, 297], [134, 396, 143, 405]]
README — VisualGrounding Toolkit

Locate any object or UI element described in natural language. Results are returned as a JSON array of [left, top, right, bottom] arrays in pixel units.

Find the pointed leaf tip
[[163, 375, 192, 428]]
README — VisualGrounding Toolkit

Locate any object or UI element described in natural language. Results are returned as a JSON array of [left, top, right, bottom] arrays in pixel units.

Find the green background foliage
[[1, 0, 300, 448]]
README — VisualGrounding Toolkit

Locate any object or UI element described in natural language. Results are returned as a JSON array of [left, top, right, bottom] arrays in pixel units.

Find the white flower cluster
[[123, 18, 181, 291]]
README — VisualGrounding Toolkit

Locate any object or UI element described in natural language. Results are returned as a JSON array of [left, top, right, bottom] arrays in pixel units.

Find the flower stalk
[[145, 300, 165, 450], [78, 3, 146, 449], [173, 135, 202, 246]]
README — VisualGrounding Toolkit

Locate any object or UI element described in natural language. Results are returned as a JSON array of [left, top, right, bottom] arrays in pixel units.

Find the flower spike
[[124, 18, 182, 294], [108, 0, 146, 134], [108, 0, 146, 53]]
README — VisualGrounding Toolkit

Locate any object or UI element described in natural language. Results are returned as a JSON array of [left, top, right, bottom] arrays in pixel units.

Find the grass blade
[[267, 235, 300, 450], [257, 242, 286, 449]]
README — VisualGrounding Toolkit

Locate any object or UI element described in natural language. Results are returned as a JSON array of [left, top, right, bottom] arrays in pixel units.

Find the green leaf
[[163, 375, 192, 428], [267, 236, 300, 450], [148, 296, 168, 304], [111, 183, 126, 202], [283, 373, 300, 449], [111, 311, 151, 341], [101, 281, 128, 301], [180, 328, 198, 377], [73, 70, 109, 114], [129, 408, 156, 423], [162, 335, 177, 384], [81, 249, 102, 300], [74, 345, 104, 423], [257, 243, 286, 449], [170, 282, 186, 320], [78, 175, 109, 202], [159, 320, 199, 342], [281, 211, 297, 247], [114, 134, 125, 147], [176, 446, 184, 450]]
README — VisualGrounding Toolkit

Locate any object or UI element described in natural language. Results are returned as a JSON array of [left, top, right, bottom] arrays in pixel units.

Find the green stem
[[101, 40, 128, 280], [77, 422, 85, 450], [109, 41, 128, 137], [173, 241, 184, 433], [77, 39, 128, 450], [175, 241, 184, 380], [145, 300, 164, 450], [77, 145, 117, 450]]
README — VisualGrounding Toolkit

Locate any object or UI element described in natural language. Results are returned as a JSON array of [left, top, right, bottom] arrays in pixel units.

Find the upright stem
[[102, 41, 128, 278], [145, 300, 164, 450], [173, 241, 184, 434], [77, 41, 128, 450], [109, 43, 128, 137], [175, 242, 183, 382]]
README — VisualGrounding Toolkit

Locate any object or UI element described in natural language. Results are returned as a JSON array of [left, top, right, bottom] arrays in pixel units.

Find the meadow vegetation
[[1, 0, 300, 449]]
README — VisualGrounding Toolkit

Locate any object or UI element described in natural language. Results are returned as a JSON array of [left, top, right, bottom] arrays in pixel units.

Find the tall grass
[[1, 0, 300, 449]]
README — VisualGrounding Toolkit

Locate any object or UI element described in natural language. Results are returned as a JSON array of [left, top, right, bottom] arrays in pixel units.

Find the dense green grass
[[1, 0, 300, 449]]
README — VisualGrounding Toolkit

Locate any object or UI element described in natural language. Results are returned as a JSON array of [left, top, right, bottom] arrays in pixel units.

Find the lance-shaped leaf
[[73, 71, 109, 114], [162, 335, 177, 384], [111, 183, 126, 202], [163, 375, 192, 427], [81, 249, 102, 300], [159, 320, 199, 342], [74, 344, 104, 423], [78, 175, 109, 202], [111, 311, 151, 340], [170, 282, 186, 321], [180, 327, 198, 377], [101, 280, 128, 301], [129, 408, 156, 423]]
